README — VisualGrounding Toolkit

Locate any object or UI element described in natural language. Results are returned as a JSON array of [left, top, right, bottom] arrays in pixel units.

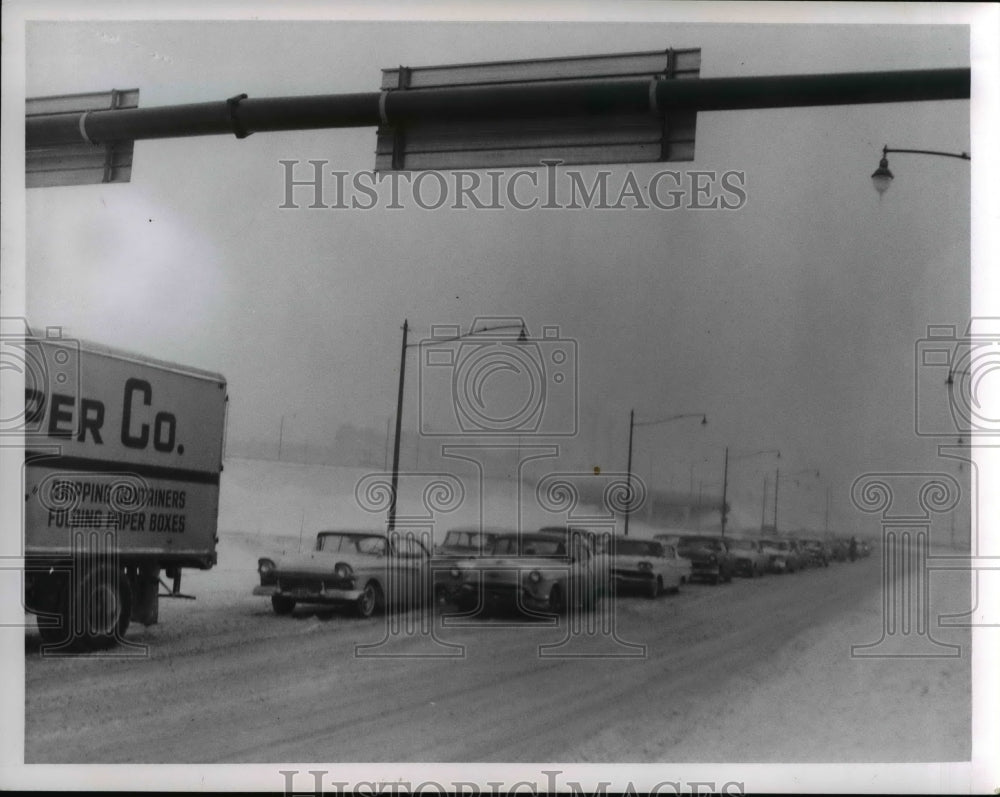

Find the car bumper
[[689, 563, 720, 579], [453, 582, 553, 610], [253, 584, 363, 602], [611, 571, 656, 589]]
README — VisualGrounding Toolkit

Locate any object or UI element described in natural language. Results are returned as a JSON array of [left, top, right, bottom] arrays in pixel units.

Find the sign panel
[[376, 49, 699, 171], [21, 332, 226, 565], [26, 89, 139, 188]]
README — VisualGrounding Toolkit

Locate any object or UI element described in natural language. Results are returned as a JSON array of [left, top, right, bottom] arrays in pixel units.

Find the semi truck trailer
[[19, 325, 227, 647]]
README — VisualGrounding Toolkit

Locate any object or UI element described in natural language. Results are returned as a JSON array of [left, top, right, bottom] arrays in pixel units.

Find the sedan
[[760, 538, 805, 574], [607, 537, 685, 598], [446, 530, 600, 615], [800, 538, 831, 568], [725, 537, 770, 578], [254, 529, 430, 617], [675, 534, 737, 584]]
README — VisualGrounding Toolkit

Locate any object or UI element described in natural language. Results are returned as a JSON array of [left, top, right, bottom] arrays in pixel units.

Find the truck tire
[[36, 583, 70, 646], [271, 595, 296, 615], [78, 566, 131, 649]]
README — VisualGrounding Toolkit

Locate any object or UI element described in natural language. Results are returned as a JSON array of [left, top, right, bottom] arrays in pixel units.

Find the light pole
[[774, 468, 820, 533], [720, 448, 781, 537], [871, 144, 970, 196], [623, 411, 707, 537], [387, 319, 526, 533]]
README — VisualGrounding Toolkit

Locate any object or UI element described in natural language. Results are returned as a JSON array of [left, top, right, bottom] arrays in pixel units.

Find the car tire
[[355, 580, 382, 618], [271, 595, 296, 615]]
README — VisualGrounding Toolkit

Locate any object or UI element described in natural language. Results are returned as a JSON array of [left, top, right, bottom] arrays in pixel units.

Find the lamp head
[[871, 156, 894, 196]]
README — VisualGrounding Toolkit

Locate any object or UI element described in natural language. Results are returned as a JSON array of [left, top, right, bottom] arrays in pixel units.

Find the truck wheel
[[36, 587, 69, 646], [78, 567, 131, 649], [271, 595, 296, 615]]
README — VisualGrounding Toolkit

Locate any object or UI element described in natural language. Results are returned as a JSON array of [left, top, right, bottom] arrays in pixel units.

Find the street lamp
[[774, 467, 820, 534], [871, 144, 970, 196], [720, 448, 781, 537], [623, 411, 707, 537], [387, 319, 526, 532]]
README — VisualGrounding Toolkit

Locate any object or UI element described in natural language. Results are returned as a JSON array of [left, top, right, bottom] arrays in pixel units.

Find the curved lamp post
[[388, 319, 526, 532], [720, 448, 781, 537], [871, 145, 970, 196], [623, 411, 707, 536], [774, 467, 820, 534]]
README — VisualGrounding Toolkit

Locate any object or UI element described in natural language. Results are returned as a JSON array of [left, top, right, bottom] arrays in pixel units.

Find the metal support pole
[[624, 409, 635, 537], [27, 68, 970, 149], [825, 487, 830, 535], [388, 319, 408, 533], [773, 467, 780, 535], [761, 475, 768, 531], [720, 446, 729, 537]]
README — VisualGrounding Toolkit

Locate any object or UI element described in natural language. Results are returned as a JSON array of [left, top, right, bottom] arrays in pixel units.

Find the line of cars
[[252, 525, 869, 618]]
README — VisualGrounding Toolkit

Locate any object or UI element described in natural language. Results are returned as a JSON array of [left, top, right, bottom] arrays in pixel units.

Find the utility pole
[[761, 475, 768, 531], [387, 320, 409, 533], [825, 487, 830, 535], [720, 446, 730, 537], [773, 467, 780, 535], [624, 409, 635, 537]]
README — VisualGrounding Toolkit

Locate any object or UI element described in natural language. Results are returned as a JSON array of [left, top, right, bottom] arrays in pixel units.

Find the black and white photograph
[[2, 1, 998, 793]]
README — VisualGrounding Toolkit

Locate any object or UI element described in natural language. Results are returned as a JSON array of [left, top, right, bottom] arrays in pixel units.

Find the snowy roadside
[[568, 560, 971, 763]]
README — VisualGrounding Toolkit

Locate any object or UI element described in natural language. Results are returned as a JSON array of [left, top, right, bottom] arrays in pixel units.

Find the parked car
[[759, 538, 804, 574], [434, 527, 502, 559], [800, 538, 831, 568], [725, 537, 770, 578], [432, 527, 506, 606], [254, 529, 430, 617], [829, 538, 849, 562], [675, 534, 737, 584], [607, 537, 686, 598], [446, 530, 600, 615]]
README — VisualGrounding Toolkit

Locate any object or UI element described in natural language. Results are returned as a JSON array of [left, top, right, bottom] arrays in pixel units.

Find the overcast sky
[[10, 6, 989, 533]]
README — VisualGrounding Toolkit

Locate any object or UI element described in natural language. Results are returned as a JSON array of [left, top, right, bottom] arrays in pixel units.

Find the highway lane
[[24, 552, 961, 763]]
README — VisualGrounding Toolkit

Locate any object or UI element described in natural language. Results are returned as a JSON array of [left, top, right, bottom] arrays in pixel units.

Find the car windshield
[[317, 533, 387, 555], [679, 536, 722, 550], [441, 531, 496, 552], [614, 539, 663, 557], [493, 536, 566, 557]]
